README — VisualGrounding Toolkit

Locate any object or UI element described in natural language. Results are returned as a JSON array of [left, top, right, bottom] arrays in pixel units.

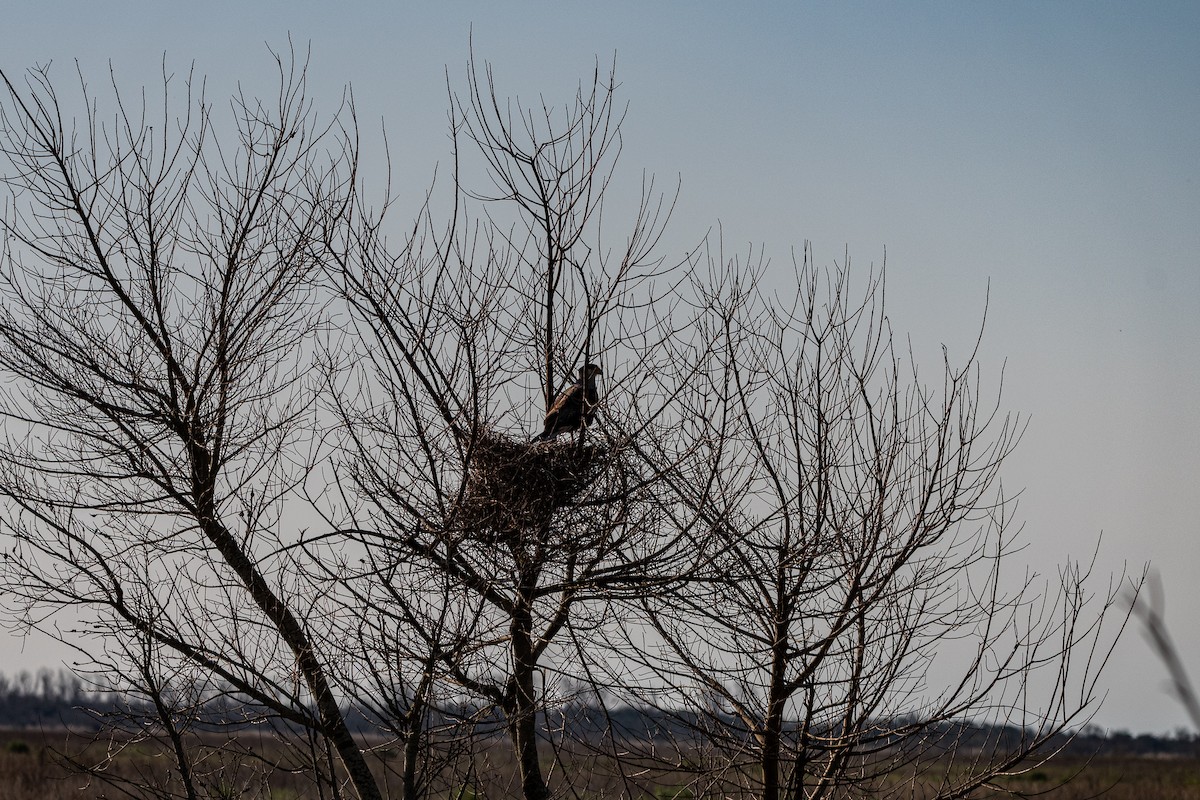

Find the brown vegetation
[[1, 728, 1198, 800]]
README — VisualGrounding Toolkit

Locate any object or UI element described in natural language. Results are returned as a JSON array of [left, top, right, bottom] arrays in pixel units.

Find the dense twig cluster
[[451, 429, 605, 543]]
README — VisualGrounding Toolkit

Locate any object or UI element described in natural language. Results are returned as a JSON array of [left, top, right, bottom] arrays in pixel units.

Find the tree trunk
[[401, 694, 426, 800], [761, 613, 791, 800], [508, 595, 550, 800]]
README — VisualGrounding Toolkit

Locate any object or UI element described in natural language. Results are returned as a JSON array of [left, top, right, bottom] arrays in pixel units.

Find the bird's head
[[580, 363, 603, 380]]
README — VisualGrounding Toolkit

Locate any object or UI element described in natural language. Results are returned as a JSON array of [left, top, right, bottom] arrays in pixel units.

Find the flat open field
[[988, 755, 1200, 799], [1, 728, 1198, 799]]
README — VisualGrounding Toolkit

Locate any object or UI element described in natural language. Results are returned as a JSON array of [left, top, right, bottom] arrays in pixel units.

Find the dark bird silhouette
[[533, 364, 602, 442]]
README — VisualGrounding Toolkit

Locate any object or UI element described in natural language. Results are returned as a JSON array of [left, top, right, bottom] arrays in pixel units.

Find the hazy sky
[[3, 1, 1198, 734]]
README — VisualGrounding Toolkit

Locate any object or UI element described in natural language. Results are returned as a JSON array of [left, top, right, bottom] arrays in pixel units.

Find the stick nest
[[451, 428, 605, 542]]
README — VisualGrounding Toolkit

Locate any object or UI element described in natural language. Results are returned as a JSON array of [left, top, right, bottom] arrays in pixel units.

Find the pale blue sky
[[3, 2, 1198, 733]]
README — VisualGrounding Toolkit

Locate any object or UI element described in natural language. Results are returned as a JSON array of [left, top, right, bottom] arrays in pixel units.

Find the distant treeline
[[0, 668, 1195, 759], [0, 667, 103, 728]]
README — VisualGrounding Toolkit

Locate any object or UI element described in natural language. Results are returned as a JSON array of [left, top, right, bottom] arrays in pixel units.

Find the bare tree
[[315, 52, 723, 800], [616, 246, 1138, 799], [0, 49, 389, 799]]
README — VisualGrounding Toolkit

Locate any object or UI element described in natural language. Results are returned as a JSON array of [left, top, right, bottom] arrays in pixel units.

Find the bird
[[532, 363, 603, 442]]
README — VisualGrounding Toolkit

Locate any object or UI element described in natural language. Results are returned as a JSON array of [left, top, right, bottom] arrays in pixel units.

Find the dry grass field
[[2, 728, 1199, 799], [985, 755, 1200, 799]]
